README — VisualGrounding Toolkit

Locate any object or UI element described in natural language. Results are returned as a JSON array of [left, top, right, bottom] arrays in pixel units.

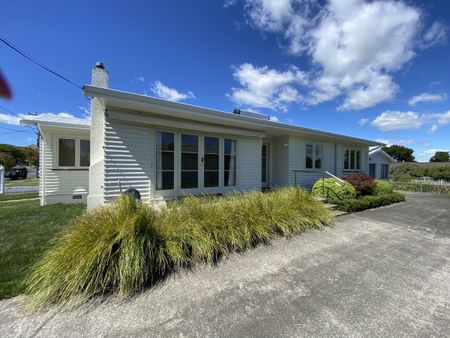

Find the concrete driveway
[[1, 192, 449, 337]]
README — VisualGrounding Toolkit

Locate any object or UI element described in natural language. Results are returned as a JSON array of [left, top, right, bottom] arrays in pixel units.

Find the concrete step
[[313, 196, 326, 202], [323, 203, 338, 210]]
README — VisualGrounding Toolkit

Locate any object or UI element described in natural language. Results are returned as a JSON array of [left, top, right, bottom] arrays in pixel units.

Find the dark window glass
[[59, 138, 75, 167], [204, 171, 219, 187], [156, 172, 174, 190], [181, 153, 198, 170], [344, 150, 349, 170], [181, 171, 198, 189], [315, 145, 321, 169], [157, 132, 174, 151], [224, 139, 236, 155], [204, 137, 219, 154], [350, 150, 356, 170], [369, 164, 376, 178], [224, 155, 236, 171], [356, 150, 361, 170], [181, 134, 198, 152], [156, 131, 174, 190], [225, 170, 236, 187], [204, 154, 219, 170], [305, 144, 313, 169], [156, 152, 174, 170], [381, 164, 389, 179], [80, 140, 90, 167]]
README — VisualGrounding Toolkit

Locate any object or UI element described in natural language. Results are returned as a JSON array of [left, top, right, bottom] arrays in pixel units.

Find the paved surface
[[1, 192, 449, 337], [4, 186, 39, 194]]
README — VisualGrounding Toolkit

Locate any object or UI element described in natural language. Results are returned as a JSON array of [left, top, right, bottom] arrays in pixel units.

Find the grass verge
[[334, 192, 406, 213], [0, 200, 86, 300], [5, 178, 39, 187], [25, 187, 332, 309], [0, 192, 39, 202]]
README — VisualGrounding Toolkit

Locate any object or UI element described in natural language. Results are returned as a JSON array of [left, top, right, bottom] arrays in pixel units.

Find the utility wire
[[0, 36, 83, 90]]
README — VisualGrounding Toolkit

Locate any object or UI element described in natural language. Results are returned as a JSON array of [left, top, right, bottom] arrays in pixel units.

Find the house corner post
[[87, 62, 109, 210]]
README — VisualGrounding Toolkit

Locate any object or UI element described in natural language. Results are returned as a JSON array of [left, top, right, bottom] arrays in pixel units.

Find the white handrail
[[0, 165, 4, 195], [322, 170, 344, 183]]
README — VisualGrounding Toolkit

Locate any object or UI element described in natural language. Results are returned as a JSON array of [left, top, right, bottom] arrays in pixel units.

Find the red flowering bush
[[344, 172, 375, 196]]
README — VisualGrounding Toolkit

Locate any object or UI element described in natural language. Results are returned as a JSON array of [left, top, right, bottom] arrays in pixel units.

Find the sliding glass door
[[181, 134, 199, 189], [204, 136, 219, 188]]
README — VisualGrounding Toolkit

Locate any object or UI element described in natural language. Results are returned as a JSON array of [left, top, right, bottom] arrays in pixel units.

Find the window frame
[[55, 136, 90, 169], [305, 143, 323, 170], [344, 148, 362, 171]]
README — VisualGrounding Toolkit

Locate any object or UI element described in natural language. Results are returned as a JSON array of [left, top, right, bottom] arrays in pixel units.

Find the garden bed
[[25, 187, 332, 309]]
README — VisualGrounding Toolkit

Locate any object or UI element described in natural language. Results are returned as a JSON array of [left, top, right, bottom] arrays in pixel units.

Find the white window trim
[[55, 135, 90, 169], [344, 148, 362, 171], [305, 143, 323, 170]]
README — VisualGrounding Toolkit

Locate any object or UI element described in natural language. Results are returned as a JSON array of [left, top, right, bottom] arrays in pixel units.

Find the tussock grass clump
[[25, 187, 332, 309]]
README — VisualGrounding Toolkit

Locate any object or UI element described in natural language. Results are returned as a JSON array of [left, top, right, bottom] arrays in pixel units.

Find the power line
[[0, 104, 16, 115], [0, 36, 82, 90]]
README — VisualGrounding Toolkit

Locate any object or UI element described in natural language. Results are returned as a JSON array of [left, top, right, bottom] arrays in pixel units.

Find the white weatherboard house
[[23, 64, 382, 210], [368, 146, 396, 180]]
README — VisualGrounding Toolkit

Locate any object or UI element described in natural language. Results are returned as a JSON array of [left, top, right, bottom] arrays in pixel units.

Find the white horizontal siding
[[237, 137, 262, 191], [104, 119, 151, 203]]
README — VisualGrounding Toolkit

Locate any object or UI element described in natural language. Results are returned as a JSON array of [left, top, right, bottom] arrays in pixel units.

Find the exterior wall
[[39, 126, 90, 205], [103, 119, 152, 203], [283, 137, 369, 189], [369, 151, 391, 179]]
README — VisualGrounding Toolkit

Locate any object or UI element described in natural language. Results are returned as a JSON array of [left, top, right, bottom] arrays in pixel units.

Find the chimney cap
[[95, 62, 105, 69]]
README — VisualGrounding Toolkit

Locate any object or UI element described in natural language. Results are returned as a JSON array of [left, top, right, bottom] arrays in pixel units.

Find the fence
[[392, 180, 450, 194]]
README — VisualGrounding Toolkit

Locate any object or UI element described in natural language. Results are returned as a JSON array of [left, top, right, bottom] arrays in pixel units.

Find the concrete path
[[1, 192, 449, 337], [4, 186, 39, 194]]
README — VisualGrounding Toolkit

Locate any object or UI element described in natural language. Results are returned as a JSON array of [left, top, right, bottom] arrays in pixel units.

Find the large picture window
[[344, 149, 361, 170], [305, 144, 322, 169], [156, 131, 175, 190], [204, 137, 219, 187], [57, 138, 90, 168], [181, 134, 198, 189], [224, 139, 236, 186]]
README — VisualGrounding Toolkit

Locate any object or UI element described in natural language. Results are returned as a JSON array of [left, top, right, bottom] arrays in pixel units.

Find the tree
[[430, 151, 449, 163], [383, 145, 415, 162], [0, 152, 16, 170]]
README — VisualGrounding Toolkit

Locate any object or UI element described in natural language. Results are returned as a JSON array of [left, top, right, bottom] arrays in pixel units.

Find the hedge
[[334, 192, 406, 213], [374, 180, 393, 195]]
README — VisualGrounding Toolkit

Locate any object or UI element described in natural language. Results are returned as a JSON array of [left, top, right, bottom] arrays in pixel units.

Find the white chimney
[[91, 62, 109, 88]]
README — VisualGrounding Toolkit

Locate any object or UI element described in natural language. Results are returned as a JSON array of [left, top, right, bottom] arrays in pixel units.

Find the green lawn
[[0, 200, 85, 300], [5, 178, 39, 187], [0, 192, 39, 202]]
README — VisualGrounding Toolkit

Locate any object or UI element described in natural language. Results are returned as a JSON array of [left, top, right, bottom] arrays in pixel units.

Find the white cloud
[[269, 116, 279, 122], [375, 138, 413, 146], [151, 81, 196, 102], [229, 0, 445, 111], [0, 112, 90, 126], [228, 63, 306, 112], [436, 111, 450, 125], [428, 124, 438, 134], [408, 92, 447, 106], [371, 111, 422, 131], [417, 148, 449, 162], [420, 21, 448, 49], [358, 118, 369, 126]]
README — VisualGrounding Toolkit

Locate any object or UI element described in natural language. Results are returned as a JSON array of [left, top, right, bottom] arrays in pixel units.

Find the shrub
[[426, 166, 450, 180], [312, 178, 356, 202], [392, 182, 450, 194], [335, 192, 405, 213], [391, 163, 425, 181], [344, 172, 376, 196], [25, 187, 332, 309], [374, 180, 393, 195]]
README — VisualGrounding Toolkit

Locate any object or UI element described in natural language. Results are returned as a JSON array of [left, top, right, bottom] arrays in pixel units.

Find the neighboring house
[[22, 63, 381, 210], [368, 146, 396, 180]]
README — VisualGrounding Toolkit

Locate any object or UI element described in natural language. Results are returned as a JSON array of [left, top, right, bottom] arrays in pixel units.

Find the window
[[58, 139, 75, 167], [57, 138, 90, 167], [381, 164, 389, 179], [369, 163, 376, 178], [181, 134, 198, 189], [305, 144, 322, 169], [156, 131, 175, 190], [204, 137, 219, 187], [80, 140, 90, 167], [224, 139, 236, 186], [344, 149, 361, 170]]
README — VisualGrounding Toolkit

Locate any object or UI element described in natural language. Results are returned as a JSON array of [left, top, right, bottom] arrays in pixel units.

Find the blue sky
[[1, 0, 449, 161]]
